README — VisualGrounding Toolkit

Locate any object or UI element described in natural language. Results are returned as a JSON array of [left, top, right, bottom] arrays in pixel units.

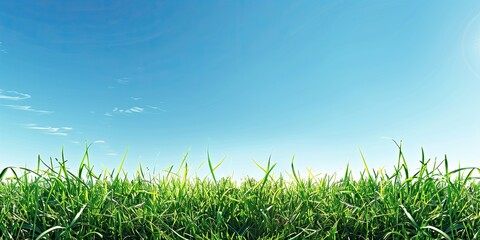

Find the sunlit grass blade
[[359, 149, 371, 179], [421, 226, 452, 240], [400, 205, 419, 229], [290, 155, 301, 185], [114, 148, 128, 181], [35, 226, 65, 240], [207, 151, 225, 185]]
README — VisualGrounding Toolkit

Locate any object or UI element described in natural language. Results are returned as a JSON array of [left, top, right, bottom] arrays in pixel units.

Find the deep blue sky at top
[[1, 1, 480, 178]]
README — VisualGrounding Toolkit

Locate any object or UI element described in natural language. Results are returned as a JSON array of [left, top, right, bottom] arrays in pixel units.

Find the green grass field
[[1, 143, 479, 239]]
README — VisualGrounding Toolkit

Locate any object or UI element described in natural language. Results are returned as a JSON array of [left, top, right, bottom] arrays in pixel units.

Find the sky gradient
[[1, 1, 480, 179]]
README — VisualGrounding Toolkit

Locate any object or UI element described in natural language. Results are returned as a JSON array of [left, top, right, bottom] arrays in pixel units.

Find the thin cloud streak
[[127, 107, 144, 113], [26, 124, 72, 136], [0, 89, 31, 100], [108, 106, 145, 115], [104, 104, 165, 116], [116, 77, 129, 85], [3, 105, 52, 114], [147, 105, 166, 112], [0, 42, 6, 53], [48, 132, 68, 136]]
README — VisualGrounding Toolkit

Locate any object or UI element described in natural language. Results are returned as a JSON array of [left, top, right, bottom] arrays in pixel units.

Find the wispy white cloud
[[131, 97, 141, 101], [26, 124, 72, 136], [116, 77, 129, 85], [3, 105, 52, 114], [147, 105, 166, 112], [106, 152, 118, 156], [0, 89, 31, 101], [93, 140, 105, 144], [126, 107, 144, 113], [104, 102, 168, 117], [105, 104, 165, 117], [49, 132, 68, 136], [110, 106, 144, 114], [0, 42, 6, 53]]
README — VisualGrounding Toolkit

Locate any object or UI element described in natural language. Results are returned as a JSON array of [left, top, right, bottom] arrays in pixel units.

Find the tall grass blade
[[290, 155, 301, 184], [359, 149, 371, 179], [114, 149, 128, 181], [207, 151, 218, 185]]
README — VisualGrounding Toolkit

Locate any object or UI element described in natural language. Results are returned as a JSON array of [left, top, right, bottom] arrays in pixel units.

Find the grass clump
[[1, 143, 480, 239]]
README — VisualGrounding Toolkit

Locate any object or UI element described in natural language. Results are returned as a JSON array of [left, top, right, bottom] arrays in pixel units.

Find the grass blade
[[115, 149, 128, 181], [35, 226, 65, 240], [421, 226, 452, 240]]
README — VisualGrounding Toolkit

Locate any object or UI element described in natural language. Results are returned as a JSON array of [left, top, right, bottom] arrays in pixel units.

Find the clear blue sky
[[1, 1, 480, 179]]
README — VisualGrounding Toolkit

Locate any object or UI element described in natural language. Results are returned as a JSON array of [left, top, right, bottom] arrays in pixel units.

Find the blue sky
[[1, 1, 480, 179]]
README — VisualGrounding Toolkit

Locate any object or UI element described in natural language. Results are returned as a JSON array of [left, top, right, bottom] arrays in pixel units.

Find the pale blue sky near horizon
[[1, 1, 480, 179]]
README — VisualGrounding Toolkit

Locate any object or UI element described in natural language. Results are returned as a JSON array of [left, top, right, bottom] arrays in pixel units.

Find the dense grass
[[1, 143, 480, 239]]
